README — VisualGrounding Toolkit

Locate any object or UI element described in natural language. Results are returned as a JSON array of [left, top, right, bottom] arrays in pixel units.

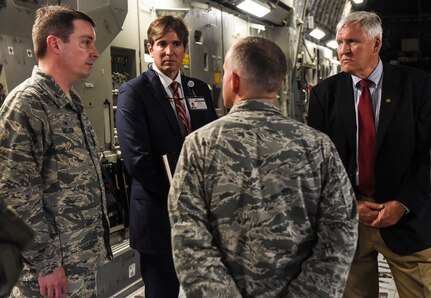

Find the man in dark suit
[[116, 15, 218, 298], [308, 11, 431, 298]]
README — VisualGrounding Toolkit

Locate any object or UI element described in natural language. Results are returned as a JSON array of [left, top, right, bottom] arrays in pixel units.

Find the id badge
[[187, 97, 208, 110]]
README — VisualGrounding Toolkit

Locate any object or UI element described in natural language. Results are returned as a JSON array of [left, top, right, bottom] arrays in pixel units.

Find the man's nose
[[90, 43, 100, 58], [166, 44, 175, 55], [338, 42, 350, 54]]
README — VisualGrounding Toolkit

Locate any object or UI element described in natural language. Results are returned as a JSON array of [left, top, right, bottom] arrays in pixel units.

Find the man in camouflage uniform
[[168, 36, 358, 297], [0, 6, 111, 298]]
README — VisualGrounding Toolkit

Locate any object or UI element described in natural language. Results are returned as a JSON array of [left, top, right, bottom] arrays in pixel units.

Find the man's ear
[[374, 37, 382, 53], [231, 71, 240, 94], [46, 35, 60, 54], [147, 43, 153, 56]]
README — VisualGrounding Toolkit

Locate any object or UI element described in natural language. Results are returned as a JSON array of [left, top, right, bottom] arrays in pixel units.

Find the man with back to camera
[[0, 5, 112, 298], [115, 15, 218, 298], [308, 11, 431, 297], [0, 201, 34, 298], [168, 36, 358, 298]]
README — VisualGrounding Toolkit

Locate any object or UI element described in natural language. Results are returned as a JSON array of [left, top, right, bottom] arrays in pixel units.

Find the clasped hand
[[358, 200, 406, 228]]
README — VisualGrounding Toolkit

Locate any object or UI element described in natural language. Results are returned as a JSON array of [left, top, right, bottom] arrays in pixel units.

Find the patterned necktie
[[358, 79, 376, 196], [170, 81, 191, 136]]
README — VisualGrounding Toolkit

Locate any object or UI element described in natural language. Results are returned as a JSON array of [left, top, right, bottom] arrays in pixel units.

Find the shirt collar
[[152, 63, 182, 89], [351, 59, 383, 88]]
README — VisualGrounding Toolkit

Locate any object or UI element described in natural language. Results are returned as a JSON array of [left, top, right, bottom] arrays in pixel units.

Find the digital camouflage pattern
[[0, 66, 111, 297], [169, 100, 358, 298]]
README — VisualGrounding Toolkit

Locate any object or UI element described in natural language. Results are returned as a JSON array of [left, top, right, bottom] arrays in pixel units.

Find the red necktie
[[170, 81, 191, 136], [358, 79, 376, 196]]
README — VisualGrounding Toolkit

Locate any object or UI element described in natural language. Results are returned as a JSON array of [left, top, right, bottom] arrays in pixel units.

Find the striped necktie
[[170, 81, 191, 136]]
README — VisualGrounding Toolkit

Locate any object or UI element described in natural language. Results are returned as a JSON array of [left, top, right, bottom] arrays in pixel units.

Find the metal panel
[[96, 241, 144, 297], [186, 4, 223, 109], [0, 35, 35, 92], [74, 48, 114, 151], [0, 0, 54, 38], [77, 0, 128, 52]]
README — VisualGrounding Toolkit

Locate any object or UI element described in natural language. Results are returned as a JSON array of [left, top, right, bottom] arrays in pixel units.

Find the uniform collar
[[229, 99, 282, 115], [32, 66, 83, 111]]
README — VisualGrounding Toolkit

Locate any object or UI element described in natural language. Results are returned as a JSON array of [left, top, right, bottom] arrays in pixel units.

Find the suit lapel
[[180, 75, 194, 129], [337, 73, 356, 152], [181, 75, 191, 98], [145, 70, 183, 143], [375, 64, 401, 152]]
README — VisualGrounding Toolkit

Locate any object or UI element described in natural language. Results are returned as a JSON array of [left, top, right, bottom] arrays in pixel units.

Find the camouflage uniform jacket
[[169, 100, 358, 298], [0, 66, 110, 281]]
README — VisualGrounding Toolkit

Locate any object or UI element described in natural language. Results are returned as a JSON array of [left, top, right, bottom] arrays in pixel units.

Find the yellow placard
[[214, 71, 221, 85], [182, 53, 190, 66]]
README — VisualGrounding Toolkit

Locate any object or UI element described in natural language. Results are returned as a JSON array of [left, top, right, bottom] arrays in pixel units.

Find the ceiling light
[[326, 40, 338, 49], [237, 0, 271, 18], [155, 8, 189, 17], [352, 0, 364, 3], [309, 28, 326, 40], [249, 23, 266, 31]]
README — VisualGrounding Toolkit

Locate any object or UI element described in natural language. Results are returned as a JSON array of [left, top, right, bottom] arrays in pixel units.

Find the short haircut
[[230, 36, 287, 93], [32, 5, 95, 59], [147, 15, 189, 47], [336, 11, 382, 41]]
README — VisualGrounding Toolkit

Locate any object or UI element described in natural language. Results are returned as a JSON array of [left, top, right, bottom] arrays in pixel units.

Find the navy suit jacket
[[116, 69, 218, 254], [308, 62, 431, 255]]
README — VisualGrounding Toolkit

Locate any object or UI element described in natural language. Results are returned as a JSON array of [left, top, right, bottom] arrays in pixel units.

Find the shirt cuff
[[400, 202, 410, 214]]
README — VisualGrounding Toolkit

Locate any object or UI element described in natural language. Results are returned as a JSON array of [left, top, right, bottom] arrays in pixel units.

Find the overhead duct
[[0, 0, 127, 91], [307, 0, 347, 34], [61, 0, 127, 53]]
